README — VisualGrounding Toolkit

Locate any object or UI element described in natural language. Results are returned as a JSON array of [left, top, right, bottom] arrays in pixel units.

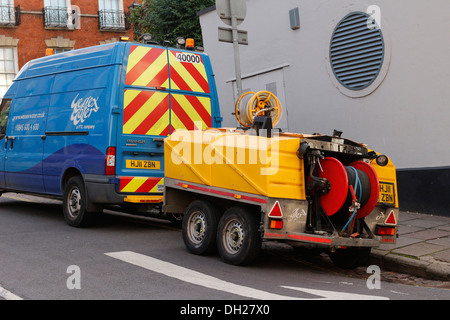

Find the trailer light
[[375, 225, 396, 236], [270, 219, 283, 229], [45, 48, 54, 56], [105, 147, 116, 175], [376, 154, 389, 166]]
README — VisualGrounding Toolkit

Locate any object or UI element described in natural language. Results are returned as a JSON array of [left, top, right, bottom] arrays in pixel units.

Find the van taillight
[[105, 147, 116, 175]]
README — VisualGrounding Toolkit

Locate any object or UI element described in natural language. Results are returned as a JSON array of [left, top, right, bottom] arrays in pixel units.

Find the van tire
[[182, 200, 220, 255], [63, 176, 96, 227]]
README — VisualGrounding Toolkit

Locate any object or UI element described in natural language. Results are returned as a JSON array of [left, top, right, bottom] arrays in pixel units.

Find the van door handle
[[5, 136, 15, 149], [9, 136, 15, 149]]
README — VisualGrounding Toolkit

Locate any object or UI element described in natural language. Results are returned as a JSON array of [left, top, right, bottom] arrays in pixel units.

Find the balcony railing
[[43, 7, 68, 28], [98, 9, 128, 31], [0, 5, 20, 26]]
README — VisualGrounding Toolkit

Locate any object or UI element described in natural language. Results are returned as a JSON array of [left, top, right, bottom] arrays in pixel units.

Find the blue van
[[0, 41, 222, 226]]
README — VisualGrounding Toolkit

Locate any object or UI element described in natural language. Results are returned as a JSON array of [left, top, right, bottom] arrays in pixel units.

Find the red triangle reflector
[[268, 201, 283, 218], [385, 210, 397, 225]]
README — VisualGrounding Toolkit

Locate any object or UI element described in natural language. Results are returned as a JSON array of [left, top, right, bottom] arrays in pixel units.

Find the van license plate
[[126, 160, 160, 170], [379, 182, 395, 205]]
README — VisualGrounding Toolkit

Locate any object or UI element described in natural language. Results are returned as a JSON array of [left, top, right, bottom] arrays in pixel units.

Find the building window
[[53, 48, 71, 54], [0, 0, 19, 26], [43, 0, 71, 28], [329, 12, 384, 91], [45, 36, 75, 54], [0, 47, 17, 98], [98, 0, 125, 30]]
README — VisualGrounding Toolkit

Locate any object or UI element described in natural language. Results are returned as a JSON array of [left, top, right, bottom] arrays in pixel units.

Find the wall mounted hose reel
[[235, 91, 283, 135]]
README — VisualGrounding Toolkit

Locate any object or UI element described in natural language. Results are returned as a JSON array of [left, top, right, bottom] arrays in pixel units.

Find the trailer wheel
[[217, 207, 262, 266], [182, 200, 219, 255], [329, 247, 371, 269], [63, 176, 96, 227]]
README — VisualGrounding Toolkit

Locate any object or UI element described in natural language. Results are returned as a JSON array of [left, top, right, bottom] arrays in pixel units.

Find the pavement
[[369, 211, 450, 281]]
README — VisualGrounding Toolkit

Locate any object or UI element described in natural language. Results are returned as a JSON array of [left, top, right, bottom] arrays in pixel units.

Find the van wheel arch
[[61, 168, 83, 192], [62, 169, 101, 227]]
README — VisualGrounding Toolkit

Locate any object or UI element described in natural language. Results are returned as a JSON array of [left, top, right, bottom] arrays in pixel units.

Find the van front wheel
[[63, 176, 95, 227]]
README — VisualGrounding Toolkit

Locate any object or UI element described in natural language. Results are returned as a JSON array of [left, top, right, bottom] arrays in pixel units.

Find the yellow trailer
[[163, 92, 399, 268]]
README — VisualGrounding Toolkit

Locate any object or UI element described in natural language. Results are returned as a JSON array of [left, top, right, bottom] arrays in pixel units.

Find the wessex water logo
[[70, 94, 99, 126]]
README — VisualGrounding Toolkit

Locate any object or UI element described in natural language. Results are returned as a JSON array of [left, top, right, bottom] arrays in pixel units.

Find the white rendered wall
[[200, 0, 450, 170]]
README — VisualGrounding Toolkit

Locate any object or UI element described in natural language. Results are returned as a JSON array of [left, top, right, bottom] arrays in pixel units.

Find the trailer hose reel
[[235, 91, 282, 128], [316, 157, 379, 219]]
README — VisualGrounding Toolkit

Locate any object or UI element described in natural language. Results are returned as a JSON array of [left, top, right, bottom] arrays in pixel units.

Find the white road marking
[[0, 285, 23, 300], [106, 251, 299, 300], [105, 251, 389, 300], [281, 286, 389, 300]]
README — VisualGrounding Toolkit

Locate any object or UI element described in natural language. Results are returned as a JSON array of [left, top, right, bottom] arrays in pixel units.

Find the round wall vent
[[330, 12, 385, 91]]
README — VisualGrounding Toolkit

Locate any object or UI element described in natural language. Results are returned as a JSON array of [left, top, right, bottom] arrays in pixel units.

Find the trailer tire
[[182, 200, 220, 255], [329, 247, 371, 269], [217, 207, 262, 266], [63, 176, 97, 227]]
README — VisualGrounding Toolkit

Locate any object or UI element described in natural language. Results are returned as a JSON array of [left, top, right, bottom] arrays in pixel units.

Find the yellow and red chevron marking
[[123, 89, 171, 136], [169, 50, 210, 93], [120, 177, 164, 193], [126, 45, 169, 88], [171, 93, 212, 131]]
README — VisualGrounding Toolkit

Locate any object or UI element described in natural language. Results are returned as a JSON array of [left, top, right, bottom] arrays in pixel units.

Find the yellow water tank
[[164, 128, 306, 200]]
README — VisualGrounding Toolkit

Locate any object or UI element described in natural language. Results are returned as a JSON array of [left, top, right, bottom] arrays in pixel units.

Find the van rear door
[[167, 49, 213, 132], [116, 43, 221, 201], [116, 44, 169, 198]]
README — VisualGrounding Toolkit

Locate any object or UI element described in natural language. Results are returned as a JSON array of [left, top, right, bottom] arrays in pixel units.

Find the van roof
[[14, 42, 136, 81]]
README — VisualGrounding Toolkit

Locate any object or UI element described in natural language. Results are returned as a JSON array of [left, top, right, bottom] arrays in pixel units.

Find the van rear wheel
[[63, 176, 96, 227]]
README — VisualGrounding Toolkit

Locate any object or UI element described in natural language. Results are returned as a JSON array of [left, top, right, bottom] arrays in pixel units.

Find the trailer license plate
[[379, 182, 395, 205], [126, 160, 160, 170]]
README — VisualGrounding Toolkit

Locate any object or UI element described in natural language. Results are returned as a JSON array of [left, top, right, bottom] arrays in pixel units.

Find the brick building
[[0, 0, 137, 97]]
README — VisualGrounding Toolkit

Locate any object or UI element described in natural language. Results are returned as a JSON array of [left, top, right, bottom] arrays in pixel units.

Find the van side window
[[0, 99, 11, 140]]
